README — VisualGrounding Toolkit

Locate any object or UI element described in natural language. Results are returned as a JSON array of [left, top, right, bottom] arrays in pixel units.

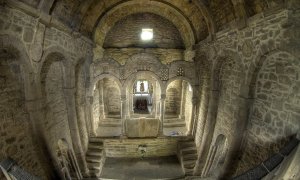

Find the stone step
[[183, 159, 196, 168], [88, 165, 101, 170], [99, 123, 121, 127], [89, 140, 103, 145], [86, 156, 102, 163], [89, 137, 104, 143], [88, 143, 104, 150], [182, 154, 198, 161], [106, 114, 121, 119], [89, 169, 100, 176], [164, 118, 185, 123], [87, 162, 101, 169], [86, 150, 103, 157], [163, 122, 186, 127], [179, 141, 195, 149], [165, 114, 179, 119], [185, 168, 194, 175], [181, 146, 197, 152]]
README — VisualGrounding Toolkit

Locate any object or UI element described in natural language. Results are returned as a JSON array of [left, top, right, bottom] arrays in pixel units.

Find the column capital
[[160, 94, 166, 100], [120, 95, 126, 101]]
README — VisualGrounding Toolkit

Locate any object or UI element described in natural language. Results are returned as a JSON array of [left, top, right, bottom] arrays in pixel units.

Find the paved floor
[[100, 156, 184, 180]]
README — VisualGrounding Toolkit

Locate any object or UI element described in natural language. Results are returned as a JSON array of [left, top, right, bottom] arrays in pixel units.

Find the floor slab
[[100, 156, 184, 180]]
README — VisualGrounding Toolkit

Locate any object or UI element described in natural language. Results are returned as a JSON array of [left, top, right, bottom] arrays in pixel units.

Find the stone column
[[128, 92, 133, 118], [187, 96, 199, 136], [98, 81, 105, 120], [194, 89, 219, 176], [63, 88, 88, 175], [120, 95, 127, 136], [219, 96, 253, 178], [159, 94, 166, 136], [26, 98, 58, 178], [179, 81, 187, 119], [86, 96, 95, 136], [150, 82, 156, 116]]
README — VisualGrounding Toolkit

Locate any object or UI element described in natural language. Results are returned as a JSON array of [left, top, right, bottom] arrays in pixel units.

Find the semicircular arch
[[94, 0, 196, 48]]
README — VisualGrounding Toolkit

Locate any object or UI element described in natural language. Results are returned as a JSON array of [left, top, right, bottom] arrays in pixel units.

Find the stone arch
[[0, 34, 35, 99], [193, 0, 216, 36], [167, 76, 195, 91], [90, 74, 122, 129], [247, 50, 300, 99], [0, 34, 50, 178], [89, 74, 122, 96], [196, 52, 245, 177], [124, 71, 163, 95], [39, 46, 70, 72], [235, 50, 300, 175], [38, 47, 75, 174], [93, 0, 196, 48], [74, 57, 89, 153], [204, 134, 227, 177]]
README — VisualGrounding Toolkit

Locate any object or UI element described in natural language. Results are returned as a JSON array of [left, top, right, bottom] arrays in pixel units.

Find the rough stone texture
[[166, 80, 182, 114], [194, 6, 299, 178], [18, 0, 40, 8], [104, 13, 184, 49], [103, 78, 121, 114], [237, 52, 300, 174], [209, 0, 235, 31], [103, 48, 184, 65], [0, 5, 93, 179], [41, 60, 72, 166], [104, 138, 178, 158], [75, 60, 89, 153], [0, 55, 46, 178], [0, 1, 299, 179], [126, 118, 159, 137]]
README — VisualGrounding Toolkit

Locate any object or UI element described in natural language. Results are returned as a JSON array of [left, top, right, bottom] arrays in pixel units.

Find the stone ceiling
[[18, 0, 277, 48]]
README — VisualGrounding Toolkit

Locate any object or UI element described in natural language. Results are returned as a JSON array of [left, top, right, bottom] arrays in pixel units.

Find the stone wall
[[103, 78, 121, 114], [0, 5, 93, 178], [165, 80, 182, 115], [236, 51, 300, 174], [103, 48, 184, 65], [209, 0, 235, 31], [103, 13, 184, 49], [0, 54, 46, 178], [104, 138, 178, 158], [194, 6, 299, 177]]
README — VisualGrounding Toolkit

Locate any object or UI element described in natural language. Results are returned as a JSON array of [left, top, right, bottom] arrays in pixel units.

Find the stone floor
[[96, 126, 187, 137], [100, 156, 184, 179]]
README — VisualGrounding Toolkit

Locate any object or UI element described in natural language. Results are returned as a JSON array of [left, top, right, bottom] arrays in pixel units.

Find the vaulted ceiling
[[18, 0, 279, 48]]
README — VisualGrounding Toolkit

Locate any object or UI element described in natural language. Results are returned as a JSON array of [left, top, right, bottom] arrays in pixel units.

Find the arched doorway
[[93, 77, 122, 137], [164, 79, 193, 136]]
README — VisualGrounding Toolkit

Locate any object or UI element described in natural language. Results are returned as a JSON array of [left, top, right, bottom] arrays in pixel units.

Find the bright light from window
[[141, 29, 153, 41]]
